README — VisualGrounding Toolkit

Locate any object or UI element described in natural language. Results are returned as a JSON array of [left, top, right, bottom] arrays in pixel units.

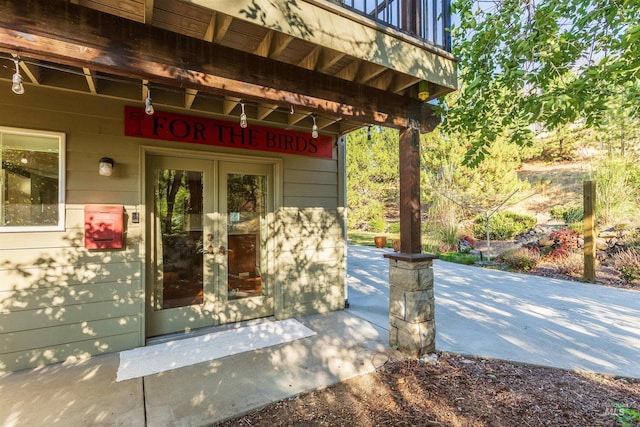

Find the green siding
[[0, 85, 346, 372]]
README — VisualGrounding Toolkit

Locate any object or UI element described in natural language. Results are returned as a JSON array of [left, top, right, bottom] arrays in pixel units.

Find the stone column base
[[384, 253, 437, 358]]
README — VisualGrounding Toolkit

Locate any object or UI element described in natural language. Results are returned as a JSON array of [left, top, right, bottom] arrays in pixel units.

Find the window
[[0, 127, 65, 231]]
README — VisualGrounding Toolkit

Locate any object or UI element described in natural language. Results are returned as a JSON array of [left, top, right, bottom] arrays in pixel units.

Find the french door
[[145, 154, 273, 337]]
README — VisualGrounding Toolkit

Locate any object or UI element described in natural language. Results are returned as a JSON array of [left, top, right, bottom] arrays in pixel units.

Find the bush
[[473, 211, 537, 241], [548, 252, 584, 277], [367, 217, 386, 233], [499, 247, 540, 271], [387, 222, 400, 233], [549, 228, 582, 252], [610, 247, 640, 284], [550, 204, 584, 224]]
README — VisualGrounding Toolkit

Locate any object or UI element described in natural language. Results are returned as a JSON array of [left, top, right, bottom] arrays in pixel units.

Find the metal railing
[[338, 0, 451, 51]]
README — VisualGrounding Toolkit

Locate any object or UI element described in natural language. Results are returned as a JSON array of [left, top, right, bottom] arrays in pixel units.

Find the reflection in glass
[[155, 169, 204, 309], [1, 131, 60, 227], [227, 174, 266, 300]]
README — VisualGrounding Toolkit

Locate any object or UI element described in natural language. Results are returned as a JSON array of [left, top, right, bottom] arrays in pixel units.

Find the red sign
[[124, 106, 333, 158]]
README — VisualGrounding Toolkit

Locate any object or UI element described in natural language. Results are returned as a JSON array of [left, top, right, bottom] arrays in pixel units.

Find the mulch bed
[[214, 352, 640, 426]]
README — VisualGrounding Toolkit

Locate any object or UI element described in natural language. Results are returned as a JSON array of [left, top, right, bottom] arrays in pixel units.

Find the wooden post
[[399, 126, 422, 254], [583, 180, 596, 283]]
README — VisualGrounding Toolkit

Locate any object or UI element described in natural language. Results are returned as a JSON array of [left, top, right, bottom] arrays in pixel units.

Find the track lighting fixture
[[11, 57, 24, 95], [311, 115, 319, 139], [144, 85, 154, 115], [239, 102, 247, 128]]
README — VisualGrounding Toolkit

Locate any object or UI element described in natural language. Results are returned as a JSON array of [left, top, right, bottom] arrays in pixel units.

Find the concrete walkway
[[2, 245, 639, 427], [0, 311, 390, 427], [347, 245, 640, 378]]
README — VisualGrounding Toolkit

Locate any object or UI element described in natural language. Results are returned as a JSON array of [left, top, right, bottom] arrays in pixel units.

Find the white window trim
[[0, 126, 66, 233]]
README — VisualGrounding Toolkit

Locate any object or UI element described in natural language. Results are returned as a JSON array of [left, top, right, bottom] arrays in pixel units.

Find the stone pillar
[[384, 253, 437, 357]]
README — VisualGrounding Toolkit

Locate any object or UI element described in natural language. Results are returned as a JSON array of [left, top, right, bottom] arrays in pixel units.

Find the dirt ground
[[214, 351, 640, 426]]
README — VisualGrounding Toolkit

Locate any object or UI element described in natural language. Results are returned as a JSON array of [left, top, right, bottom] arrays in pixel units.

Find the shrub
[[610, 247, 640, 284], [551, 252, 584, 277], [367, 217, 386, 233], [592, 156, 640, 225], [387, 222, 400, 233], [473, 211, 537, 241], [563, 206, 584, 223], [568, 222, 584, 234], [499, 247, 540, 271], [549, 228, 582, 252], [550, 204, 583, 224]]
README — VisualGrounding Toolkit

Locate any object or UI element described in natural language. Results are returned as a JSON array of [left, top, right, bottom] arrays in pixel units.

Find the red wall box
[[84, 205, 124, 249]]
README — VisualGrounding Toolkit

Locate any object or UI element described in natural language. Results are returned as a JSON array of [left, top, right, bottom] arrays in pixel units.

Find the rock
[[596, 238, 610, 251], [599, 228, 617, 239], [539, 236, 555, 247]]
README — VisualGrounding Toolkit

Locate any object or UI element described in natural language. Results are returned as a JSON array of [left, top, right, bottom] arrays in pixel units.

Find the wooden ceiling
[[0, 0, 453, 135]]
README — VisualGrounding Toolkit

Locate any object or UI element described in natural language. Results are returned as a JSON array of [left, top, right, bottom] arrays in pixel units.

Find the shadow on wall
[[0, 212, 142, 372]]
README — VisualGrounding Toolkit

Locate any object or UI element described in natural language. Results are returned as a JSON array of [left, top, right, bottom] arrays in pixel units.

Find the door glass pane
[[227, 174, 266, 300], [155, 169, 204, 309]]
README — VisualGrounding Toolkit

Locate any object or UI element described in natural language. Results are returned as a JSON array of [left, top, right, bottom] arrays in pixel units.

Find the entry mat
[[117, 318, 316, 382]]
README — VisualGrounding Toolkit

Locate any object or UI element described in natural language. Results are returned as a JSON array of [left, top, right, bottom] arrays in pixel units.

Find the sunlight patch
[[117, 318, 315, 381]]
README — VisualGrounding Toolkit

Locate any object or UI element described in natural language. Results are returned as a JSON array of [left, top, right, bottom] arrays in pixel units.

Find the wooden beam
[[144, 0, 154, 24], [368, 70, 395, 91], [223, 97, 240, 115], [391, 75, 420, 94], [0, 0, 436, 128], [82, 67, 97, 93], [356, 63, 387, 85], [317, 49, 346, 73], [399, 126, 422, 254], [213, 13, 233, 43], [297, 45, 321, 70], [254, 31, 274, 57], [185, 88, 198, 109], [203, 14, 215, 42], [334, 59, 361, 81], [288, 112, 308, 126], [269, 33, 294, 59], [257, 103, 278, 120]]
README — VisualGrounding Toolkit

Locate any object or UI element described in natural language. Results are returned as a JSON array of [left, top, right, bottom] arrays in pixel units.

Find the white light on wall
[[99, 157, 114, 176], [11, 58, 24, 95]]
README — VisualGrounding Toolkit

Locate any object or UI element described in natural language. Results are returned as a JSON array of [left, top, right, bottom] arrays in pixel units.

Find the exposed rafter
[[213, 12, 233, 44], [257, 104, 278, 120], [0, 0, 441, 130], [185, 88, 198, 109], [144, 0, 154, 24], [82, 67, 97, 93]]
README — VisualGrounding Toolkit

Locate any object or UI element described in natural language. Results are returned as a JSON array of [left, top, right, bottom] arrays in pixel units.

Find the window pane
[[1, 129, 62, 229]]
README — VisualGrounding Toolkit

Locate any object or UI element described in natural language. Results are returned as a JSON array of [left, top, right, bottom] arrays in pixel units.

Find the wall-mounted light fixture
[[99, 157, 114, 176], [11, 57, 24, 95]]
